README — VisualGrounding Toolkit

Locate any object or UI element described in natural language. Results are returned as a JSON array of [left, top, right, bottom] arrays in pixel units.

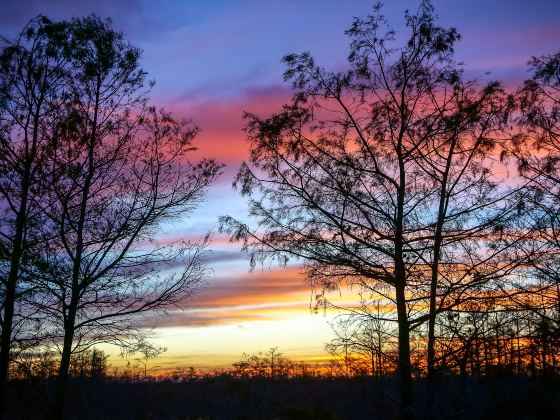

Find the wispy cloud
[[138, 267, 314, 328]]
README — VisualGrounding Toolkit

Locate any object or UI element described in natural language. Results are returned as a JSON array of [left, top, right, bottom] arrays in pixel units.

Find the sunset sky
[[1, 0, 559, 372]]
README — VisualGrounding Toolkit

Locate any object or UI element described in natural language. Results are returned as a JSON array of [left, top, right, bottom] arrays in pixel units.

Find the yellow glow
[[104, 312, 339, 373]]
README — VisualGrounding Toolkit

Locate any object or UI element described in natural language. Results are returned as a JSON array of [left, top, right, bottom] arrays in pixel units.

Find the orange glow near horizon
[[103, 265, 383, 372], [5, 0, 556, 377]]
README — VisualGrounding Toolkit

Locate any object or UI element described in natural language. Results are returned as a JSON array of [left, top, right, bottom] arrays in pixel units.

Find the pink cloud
[[166, 85, 293, 166]]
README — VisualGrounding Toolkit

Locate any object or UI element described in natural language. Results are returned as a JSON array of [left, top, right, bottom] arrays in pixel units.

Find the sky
[[1, 0, 559, 372]]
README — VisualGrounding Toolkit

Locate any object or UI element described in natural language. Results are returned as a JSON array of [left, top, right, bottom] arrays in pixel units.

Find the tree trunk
[[427, 240, 442, 379], [51, 78, 99, 419], [426, 238, 442, 416], [427, 137, 455, 382], [51, 306, 77, 419], [0, 162, 32, 418], [396, 282, 413, 419], [0, 96, 42, 417], [0, 251, 21, 417]]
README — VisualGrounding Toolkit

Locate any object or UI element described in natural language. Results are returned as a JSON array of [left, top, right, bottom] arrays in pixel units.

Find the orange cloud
[[147, 302, 308, 328], [190, 267, 310, 308], [138, 267, 316, 328]]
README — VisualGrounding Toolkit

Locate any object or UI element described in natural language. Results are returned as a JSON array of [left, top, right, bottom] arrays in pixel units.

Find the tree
[[2, 15, 221, 418], [221, 2, 519, 414], [68, 348, 109, 378], [326, 302, 396, 378], [231, 347, 294, 379], [0, 16, 73, 412], [512, 52, 560, 326], [414, 77, 520, 381], [133, 338, 166, 380]]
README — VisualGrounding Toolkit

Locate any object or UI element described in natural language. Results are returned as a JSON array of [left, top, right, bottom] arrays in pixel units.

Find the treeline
[[7, 348, 560, 418], [230, 348, 322, 379], [325, 305, 560, 379], [219, 0, 560, 417], [11, 348, 109, 380], [10, 370, 558, 419], [0, 14, 220, 418], [6, 347, 560, 418]]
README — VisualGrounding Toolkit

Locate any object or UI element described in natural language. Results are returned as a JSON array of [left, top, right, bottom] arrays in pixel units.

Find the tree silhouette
[[68, 348, 109, 378], [0, 17, 75, 412], [133, 339, 167, 380], [1, 15, 221, 418], [513, 52, 560, 326], [325, 302, 396, 379], [221, 1, 523, 414]]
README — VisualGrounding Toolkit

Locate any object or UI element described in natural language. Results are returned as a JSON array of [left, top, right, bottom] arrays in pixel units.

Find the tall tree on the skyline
[[39, 16, 221, 417], [221, 1, 527, 414], [0, 15, 222, 418], [0, 17, 73, 412], [408, 77, 526, 384]]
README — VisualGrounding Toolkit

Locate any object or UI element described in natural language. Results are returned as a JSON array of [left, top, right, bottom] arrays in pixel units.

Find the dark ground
[[5, 374, 560, 419]]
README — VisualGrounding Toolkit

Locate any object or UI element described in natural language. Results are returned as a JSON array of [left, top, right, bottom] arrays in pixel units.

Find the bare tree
[[512, 52, 560, 325], [414, 77, 519, 381], [326, 302, 396, 378], [68, 348, 109, 378], [231, 348, 294, 379], [0, 17, 74, 412], [0, 16, 223, 417], [221, 1, 521, 413], [133, 338, 167, 380]]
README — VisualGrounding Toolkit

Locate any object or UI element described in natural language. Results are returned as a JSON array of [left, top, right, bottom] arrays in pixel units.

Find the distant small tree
[[326, 302, 397, 378], [232, 358, 251, 378], [11, 351, 59, 380], [325, 317, 358, 379], [231, 348, 294, 379], [68, 348, 109, 378], [133, 339, 166, 380], [266, 347, 281, 378], [170, 366, 197, 381]]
